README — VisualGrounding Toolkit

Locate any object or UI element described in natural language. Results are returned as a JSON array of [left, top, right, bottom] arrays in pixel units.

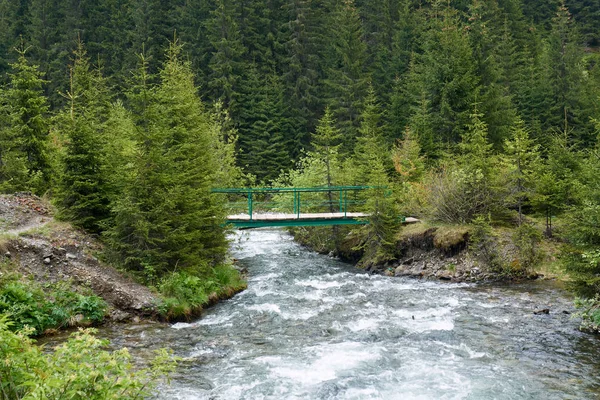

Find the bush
[[0, 315, 177, 399], [469, 216, 503, 272], [574, 296, 600, 333], [157, 264, 246, 320], [512, 223, 542, 272], [0, 272, 107, 334], [428, 166, 499, 224]]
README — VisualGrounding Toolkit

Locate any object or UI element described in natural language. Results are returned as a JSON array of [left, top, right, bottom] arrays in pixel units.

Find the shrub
[[428, 166, 499, 224], [469, 215, 503, 272], [0, 315, 177, 399], [157, 264, 246, 320], [574, 296, 600, 333], [512, 223, 543, 272], [0, 272, 107, 334]]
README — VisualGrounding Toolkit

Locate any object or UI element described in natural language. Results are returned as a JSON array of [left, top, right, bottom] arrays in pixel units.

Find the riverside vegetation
[[0, 0, 600, 397]]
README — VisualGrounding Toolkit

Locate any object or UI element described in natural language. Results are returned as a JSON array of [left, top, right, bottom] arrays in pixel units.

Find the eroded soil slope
[[0, 193, 160, 321]]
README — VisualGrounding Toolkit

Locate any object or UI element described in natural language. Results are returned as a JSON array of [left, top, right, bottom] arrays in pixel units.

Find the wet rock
[[110, 310, 132, 322], [4, 251, 11, 257], [66, 253, 77, 260], [436, 271, 452, 280], [534, 308, 550, 315], [43, 257, 51, 265], [403, 257, 415, 265]]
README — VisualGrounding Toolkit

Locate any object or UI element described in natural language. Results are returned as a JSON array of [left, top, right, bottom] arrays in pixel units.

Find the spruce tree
[[501, 117, 541, 225], [322, 0, 369, 153], [206, 0, 247, 120], [0, 47, 51, 194], [54, 42, 111, 233], [351, 88, 398, 267], [107, 42, 228, 281]]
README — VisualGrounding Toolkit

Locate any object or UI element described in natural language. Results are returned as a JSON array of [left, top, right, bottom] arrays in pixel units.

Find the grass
[[156, 262, 247, 321]]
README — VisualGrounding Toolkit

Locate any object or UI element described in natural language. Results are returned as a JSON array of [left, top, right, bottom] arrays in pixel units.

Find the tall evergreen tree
[[1, 47, 52, 194], [237, 66, 291, 182], [405, 4, 479, 148], [54, 42, 111, 233], [107, 42, 228, 280], [543, 1, 592, 142], [322, 0, 369, 153], [206, 0, 247, 120]]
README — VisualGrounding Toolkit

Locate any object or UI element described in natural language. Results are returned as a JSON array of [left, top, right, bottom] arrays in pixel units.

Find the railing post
[[293, 190, 297, 214], [339, 189, 343, 213], [344, 189, 348, 217], [248, 190, 253, 221], [297, 192, 300, 219]]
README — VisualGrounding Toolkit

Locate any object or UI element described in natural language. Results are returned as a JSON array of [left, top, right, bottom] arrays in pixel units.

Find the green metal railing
[[211, 186, 383, 226]]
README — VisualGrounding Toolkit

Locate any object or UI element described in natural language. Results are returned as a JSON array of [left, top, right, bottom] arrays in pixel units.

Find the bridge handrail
[[211, 185, 385, 194]]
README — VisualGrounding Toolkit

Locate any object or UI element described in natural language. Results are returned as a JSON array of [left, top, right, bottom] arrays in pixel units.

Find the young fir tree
[[54, 42, 111, 233], [107, 42, 228, 281], [501, 117, 541, 225], [3, 47, 52, 194], [561, 121, 600, 295], [351, 88, 398, 266], [531, 131, 582, 237], [0, 47, 52, 194]]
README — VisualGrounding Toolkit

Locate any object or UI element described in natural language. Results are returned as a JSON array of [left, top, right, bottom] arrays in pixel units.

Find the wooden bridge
[[211, 186, 391, 229]]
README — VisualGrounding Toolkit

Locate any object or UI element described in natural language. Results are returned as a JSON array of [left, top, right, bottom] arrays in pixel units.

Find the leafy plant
[[0, 315, 177, 399]]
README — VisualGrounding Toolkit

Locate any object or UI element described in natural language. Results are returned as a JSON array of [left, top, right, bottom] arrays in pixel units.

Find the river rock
[[534, 308, 550, 315]]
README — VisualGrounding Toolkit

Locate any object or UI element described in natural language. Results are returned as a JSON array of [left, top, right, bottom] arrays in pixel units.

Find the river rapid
[[100, 229, 600, 399]]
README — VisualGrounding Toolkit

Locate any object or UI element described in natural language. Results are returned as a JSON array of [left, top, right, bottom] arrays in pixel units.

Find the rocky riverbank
[[0, 193, 161, 322], [294, 222, 547, 283]]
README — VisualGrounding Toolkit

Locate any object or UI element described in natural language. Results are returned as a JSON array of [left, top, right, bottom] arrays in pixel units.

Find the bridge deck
[[227, 212, 367, 221], [225, 213, 420, 228]]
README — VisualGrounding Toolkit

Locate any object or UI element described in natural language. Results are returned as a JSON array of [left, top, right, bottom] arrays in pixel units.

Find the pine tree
[[502, 117, 541, 225], [322, 0, 369, 153], [54, 42, 111, 233], [281, 0, 326, 145], [531, 130, 581, 236], [107, 42, 228, 280], [405, 4, 480, 147], [237, 67, 291, 182], [467, 0, 518, 146], [544, 1, 593, 143], [206, 0, 247, 119], [350, 87, 398, 267], [1, 47, 52, 194]]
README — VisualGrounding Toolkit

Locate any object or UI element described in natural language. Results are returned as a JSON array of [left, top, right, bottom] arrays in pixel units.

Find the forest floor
[[0, 193, 161, 322]]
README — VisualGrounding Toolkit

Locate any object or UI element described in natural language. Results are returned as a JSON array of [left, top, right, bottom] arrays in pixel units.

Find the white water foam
[[257, 342, 383, 386]]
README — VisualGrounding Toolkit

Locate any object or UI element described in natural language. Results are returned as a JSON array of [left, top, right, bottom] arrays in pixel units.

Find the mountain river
[[97, 229, 600, 399]]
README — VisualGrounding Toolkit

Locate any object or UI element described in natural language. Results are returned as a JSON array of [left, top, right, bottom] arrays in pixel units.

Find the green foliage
[[0, 316, 177, 400], [0, 271, 107, 335], [574, 296, 600, 333], [157, 264, 246, 320], [0, 47, 51, 195], [512, 223, 543, 272], [469, 215, 503, 272], [106, 41, 229, 281], [429, 111, 501, 223]]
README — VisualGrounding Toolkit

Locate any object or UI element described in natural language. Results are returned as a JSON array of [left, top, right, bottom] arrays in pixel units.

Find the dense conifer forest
[[1, 0, 600, 325], [2, 1, 600, 396]]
